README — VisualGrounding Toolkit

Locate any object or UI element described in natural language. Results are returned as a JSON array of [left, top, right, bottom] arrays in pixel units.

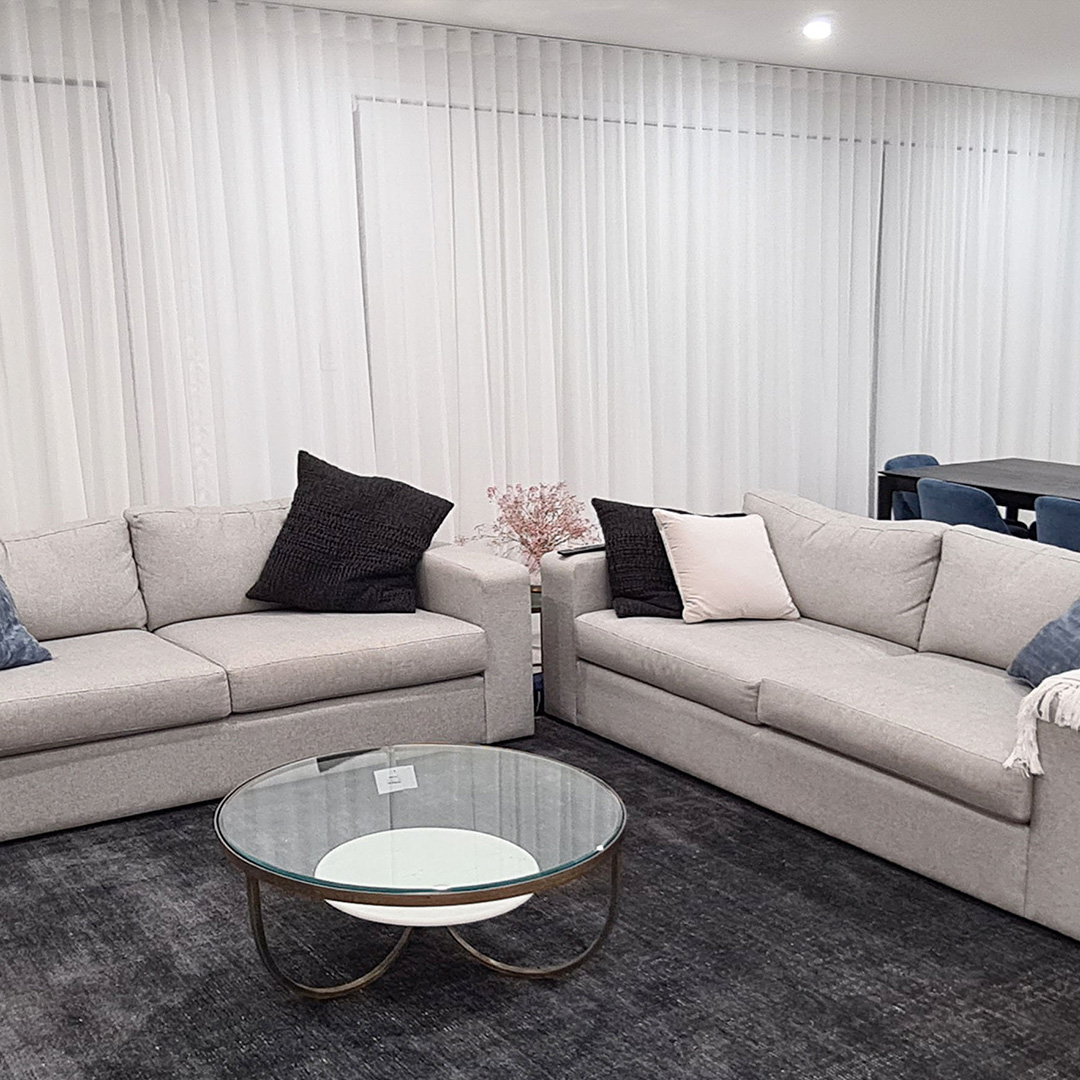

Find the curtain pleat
[[1, 0, 1078, 535]]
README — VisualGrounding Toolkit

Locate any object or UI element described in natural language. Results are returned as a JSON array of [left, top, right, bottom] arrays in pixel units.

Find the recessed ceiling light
[[803, 18, 833, 40]]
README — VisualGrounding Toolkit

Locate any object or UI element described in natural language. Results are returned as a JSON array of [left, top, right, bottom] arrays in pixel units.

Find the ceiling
[[300, 0, 1080, 98]]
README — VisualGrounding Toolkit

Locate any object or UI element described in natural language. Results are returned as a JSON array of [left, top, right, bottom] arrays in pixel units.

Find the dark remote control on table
[[556, 543, 607, 557]]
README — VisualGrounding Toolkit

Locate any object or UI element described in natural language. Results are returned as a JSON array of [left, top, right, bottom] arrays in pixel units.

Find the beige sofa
[[542, 490, 1080, 941], [0, 500, 533, 841]]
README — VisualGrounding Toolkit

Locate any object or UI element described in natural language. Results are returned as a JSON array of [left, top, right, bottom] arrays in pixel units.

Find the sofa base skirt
[[0, 677, 487, 842], [573, 661, 1029, 920]]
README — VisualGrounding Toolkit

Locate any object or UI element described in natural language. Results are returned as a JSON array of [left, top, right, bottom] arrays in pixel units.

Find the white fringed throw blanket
[[1004, 669, 1080, 777]]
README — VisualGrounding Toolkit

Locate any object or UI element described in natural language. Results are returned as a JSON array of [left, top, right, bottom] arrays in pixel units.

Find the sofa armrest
[[417, 546, 533, 742], [539, 549, 612, 723], [1024, 722, 1080, 937]]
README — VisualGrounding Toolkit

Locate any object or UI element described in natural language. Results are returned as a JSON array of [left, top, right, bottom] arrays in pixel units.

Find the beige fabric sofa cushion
[[920, 525, 1080, 670], [125, 500, 290, 631], [0, 518, 146, 641], [157, 609, 488, 714], [743, 490, 945, 649], [758, 652, 1031, 822], [574, 609, 910, 724], [0, 630, 229, 757]]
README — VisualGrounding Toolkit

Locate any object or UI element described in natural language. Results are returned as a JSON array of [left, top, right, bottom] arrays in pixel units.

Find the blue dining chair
[[916, 478, 1029, 537], [1035, 496, 1080, 553], [883, 454, 939, 520]]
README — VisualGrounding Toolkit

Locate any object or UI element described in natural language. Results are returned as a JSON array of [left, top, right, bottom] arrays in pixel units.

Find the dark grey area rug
[[2, 717, 1079, 1080]]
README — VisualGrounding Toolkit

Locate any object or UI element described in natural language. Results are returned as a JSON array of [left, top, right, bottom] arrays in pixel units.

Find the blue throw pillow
[[1008, 597, 1080, 687], [0, 574, 51, 671]]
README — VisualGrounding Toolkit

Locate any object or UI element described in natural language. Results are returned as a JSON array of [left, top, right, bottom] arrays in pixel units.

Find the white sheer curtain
[[0, 73, 136, 528], [354, 30, 883, 526], [1, 1, 1078, 535], [0, 0, 377, 532], [875, 84, 1080, 470]]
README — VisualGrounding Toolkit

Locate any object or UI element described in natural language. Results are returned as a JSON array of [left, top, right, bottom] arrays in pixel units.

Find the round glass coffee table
[[215, 744, 626, 999]]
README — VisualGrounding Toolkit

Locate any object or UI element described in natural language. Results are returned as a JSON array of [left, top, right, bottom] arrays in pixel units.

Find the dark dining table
[[876, 457, 1080, 522]]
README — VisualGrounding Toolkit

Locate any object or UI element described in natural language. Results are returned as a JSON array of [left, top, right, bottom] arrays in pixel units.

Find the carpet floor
[[1, 716, 1079, 1080]]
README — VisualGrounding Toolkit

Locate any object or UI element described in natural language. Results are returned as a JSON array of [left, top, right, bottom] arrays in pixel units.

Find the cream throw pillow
[[652, 509, 799, 623]]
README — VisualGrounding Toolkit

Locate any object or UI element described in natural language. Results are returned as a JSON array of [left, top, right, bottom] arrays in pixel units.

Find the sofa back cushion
[[126, 500, 289, 631], [0, 518, 146, 641], [920, 525, 1080, 669], [742, 490, 945, 648]]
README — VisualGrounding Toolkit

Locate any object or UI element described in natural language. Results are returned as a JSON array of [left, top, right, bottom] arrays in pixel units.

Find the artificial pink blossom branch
[[456, 482, 599, 575]]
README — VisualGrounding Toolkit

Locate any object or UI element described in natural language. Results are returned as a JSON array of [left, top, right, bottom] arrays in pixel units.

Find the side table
[[531, 585, 543, 715]]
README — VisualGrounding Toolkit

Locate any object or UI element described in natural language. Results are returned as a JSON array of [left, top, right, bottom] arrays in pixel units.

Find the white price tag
[[373, 764, 418, 795]]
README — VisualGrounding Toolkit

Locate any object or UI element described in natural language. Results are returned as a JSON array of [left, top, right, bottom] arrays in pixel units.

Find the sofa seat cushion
[[156, 610, 487, 714], [574, 610, 911, 724], [0, 630, 230, 757], [758, 653, 1031, 822]]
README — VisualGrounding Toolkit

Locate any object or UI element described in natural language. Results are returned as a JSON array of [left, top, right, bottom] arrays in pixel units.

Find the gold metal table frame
[[215, 765, 625, 1001]]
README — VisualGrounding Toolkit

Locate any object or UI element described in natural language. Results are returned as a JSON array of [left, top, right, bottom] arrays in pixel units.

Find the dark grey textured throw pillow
[[592, 498, 745, 618], [593, 498, 683, 618], [248, 451, 453, 613], [1008, 597, 1080, 687], [0, 574, 51, 670]]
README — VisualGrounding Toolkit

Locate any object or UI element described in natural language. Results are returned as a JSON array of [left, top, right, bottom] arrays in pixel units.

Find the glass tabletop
[[215, 744, 626, 898]]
